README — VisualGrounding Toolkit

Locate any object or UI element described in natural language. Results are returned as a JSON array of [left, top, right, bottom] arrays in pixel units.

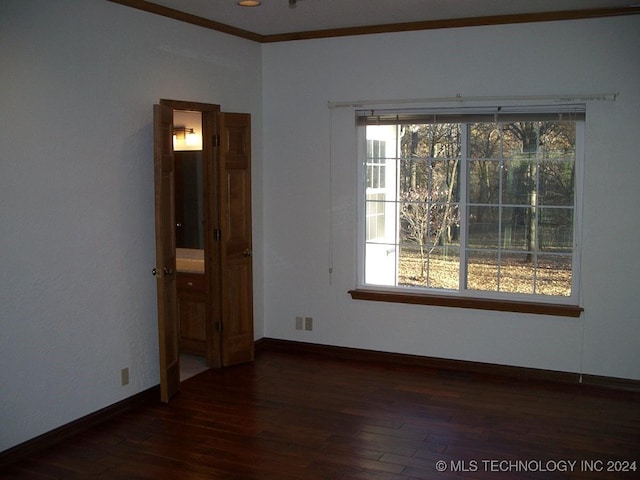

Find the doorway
[[153, 100, 254, 402]]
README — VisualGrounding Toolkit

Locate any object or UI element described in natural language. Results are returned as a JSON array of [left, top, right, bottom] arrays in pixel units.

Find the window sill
[[348, 289, 583, 317]]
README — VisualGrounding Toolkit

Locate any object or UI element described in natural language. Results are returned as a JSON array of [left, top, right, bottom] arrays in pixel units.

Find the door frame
[[160, 99, 221, 371]]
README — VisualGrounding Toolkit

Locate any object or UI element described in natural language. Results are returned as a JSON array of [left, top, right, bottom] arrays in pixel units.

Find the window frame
[[353, 105, 585, 317]]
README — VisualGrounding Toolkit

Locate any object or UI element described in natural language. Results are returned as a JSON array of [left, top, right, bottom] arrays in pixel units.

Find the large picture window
[[357, 106, 584, 307]]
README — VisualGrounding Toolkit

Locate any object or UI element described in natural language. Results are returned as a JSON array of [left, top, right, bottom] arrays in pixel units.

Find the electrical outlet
[[295, 316, 303, 330], [304, 317, 313, 331], [121, 367, 129, 386]]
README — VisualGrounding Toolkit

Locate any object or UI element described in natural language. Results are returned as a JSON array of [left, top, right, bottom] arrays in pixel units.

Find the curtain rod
[[327, 93, 618, 109]]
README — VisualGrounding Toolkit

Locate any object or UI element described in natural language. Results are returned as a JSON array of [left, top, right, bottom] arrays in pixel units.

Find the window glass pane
[[536, 255, 572, 296], [539, 208, 573, 252], [401, 202, 461, 248], [469, 159, 500, 204], [432, 159, 461, 202], [502, 159, 536, 205], [365, 242, 397, 286], [467, 250, 499, 292], [468, 206, 499, 248], [367, 139, 388, 189], [400, 200, 431, 247], [470, 122, 500, 159], [502, 122, 539, 158], [427, 248, 460, 290], [399, 158, 429, 196], [400, 158, 459, 199], [401, 123, 461, 159], [539, 121, 576, 159], [367, 126, 397, 154], [398, 244, 423, 287], [499, 252, 535, 294], [432, 123, 461, 158], [431, 203, 461, 248], [500, 207, 529, 250], [365, 194, 386, 241], [539, 159, 574, 206], [398, 245, 459, 289], [399, 158, 460, 249]]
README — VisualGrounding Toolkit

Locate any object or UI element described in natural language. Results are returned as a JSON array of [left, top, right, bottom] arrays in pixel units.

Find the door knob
[[243, 249, 252, 257], [152, 267, 174, 277]]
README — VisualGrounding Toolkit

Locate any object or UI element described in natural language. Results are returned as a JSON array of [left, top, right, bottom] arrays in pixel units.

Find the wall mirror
[[173, 109, 205, 273]]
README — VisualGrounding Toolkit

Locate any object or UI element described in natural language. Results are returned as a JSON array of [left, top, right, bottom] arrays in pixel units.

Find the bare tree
[[400, 167, 460, 278], [399, 123, 460, 279]]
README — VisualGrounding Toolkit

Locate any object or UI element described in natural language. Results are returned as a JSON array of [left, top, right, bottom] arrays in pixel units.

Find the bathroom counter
[[176, 248, 204, 273]]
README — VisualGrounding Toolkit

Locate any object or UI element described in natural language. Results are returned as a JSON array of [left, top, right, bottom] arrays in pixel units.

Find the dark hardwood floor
[[2, 349, 639, 479]]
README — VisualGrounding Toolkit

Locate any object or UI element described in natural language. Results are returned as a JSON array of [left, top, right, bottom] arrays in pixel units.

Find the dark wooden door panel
[[219, 112, 254, 366], [153, 103, 180, 402], [222, 260, 254, 365]]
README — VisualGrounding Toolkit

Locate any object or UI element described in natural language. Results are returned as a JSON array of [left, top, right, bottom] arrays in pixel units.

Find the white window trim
[[354, 105, 585, 312]]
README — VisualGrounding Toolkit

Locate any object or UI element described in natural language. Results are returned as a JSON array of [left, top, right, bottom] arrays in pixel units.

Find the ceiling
[[115, 1, 639, 40]]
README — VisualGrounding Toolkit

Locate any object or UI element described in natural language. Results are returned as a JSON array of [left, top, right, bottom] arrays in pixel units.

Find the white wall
[[262, 17, 640, 379], [0, 0, 263, 451]]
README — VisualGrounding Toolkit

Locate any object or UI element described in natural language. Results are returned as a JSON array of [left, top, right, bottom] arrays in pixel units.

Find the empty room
[[1, 0, 639, 478]]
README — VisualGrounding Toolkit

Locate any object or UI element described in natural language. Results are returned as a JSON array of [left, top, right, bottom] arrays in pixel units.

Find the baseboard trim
[[256, 338, 640, 392], [0, 385, 160, 468], [580, 373, 640, 391]]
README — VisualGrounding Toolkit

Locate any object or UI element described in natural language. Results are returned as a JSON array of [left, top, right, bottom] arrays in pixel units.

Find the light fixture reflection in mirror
[[173, 111, 203, 151]]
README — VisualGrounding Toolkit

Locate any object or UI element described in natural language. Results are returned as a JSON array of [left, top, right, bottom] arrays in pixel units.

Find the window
[[366, 140, 387, 241], [355, 106, 584, 313]]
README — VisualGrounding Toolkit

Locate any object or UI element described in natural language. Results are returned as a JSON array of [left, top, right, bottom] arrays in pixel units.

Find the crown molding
[[263, 5, 640, 43], [107, 0, 263, 42], [107, 1, 640, 43]]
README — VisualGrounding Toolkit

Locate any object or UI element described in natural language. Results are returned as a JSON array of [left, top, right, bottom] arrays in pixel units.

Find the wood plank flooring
[[2, 349, 639, 479]]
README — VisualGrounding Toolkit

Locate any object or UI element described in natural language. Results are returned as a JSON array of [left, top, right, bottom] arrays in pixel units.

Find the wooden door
[[218, 113, 254, 366], [153, 104, 180, 402]]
